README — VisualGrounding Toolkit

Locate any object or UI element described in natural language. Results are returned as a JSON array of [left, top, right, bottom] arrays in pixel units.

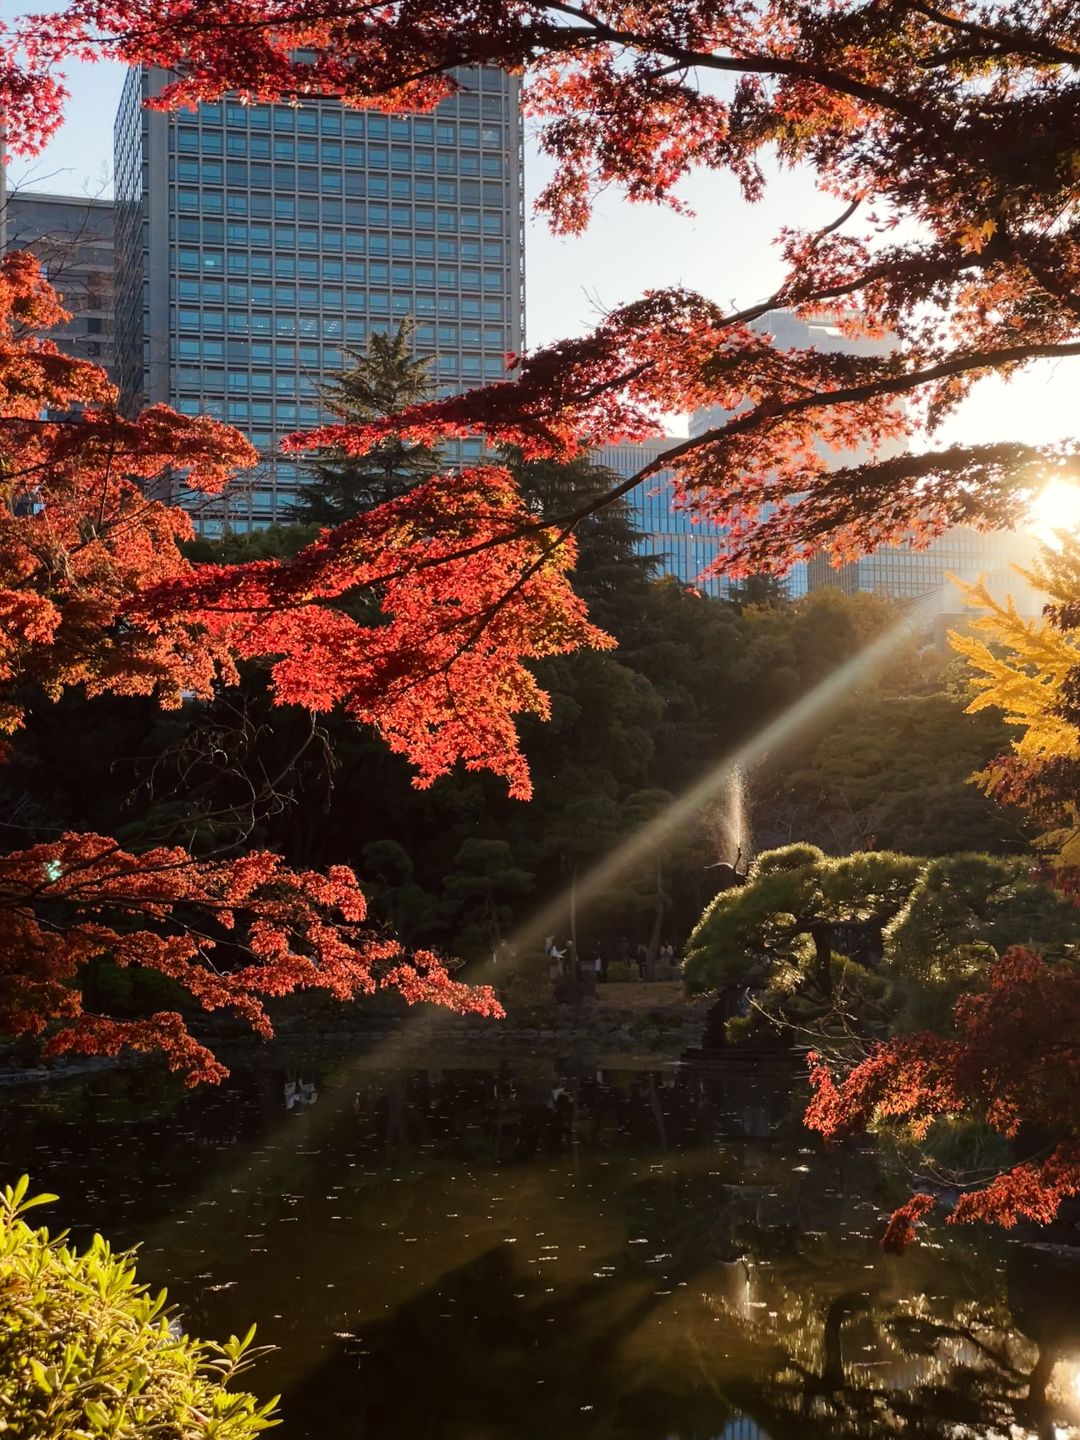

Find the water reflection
[[0, 1052, 1076, 1439]]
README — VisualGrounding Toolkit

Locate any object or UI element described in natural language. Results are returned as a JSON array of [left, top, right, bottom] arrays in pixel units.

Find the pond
[[1, 1041, 1078, 1439]]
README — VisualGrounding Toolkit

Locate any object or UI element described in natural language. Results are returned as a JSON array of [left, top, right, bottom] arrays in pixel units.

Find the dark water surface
[[2, 1044, 1078, 1439]]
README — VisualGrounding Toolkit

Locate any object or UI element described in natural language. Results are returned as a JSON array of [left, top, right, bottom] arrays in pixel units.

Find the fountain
[[703, 765, 753, 894], [721, 763, 752, 869]]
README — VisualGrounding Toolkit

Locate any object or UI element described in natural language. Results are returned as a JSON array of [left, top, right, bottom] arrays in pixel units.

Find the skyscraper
[[804, 525, 1039, 612], [689, 310, 1034, 613], [4, 192, 115, 374], [114, 66, 524, 533], [592, 438, 734, 597]]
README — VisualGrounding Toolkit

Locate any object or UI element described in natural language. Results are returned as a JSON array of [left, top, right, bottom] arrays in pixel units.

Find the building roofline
[[7, 190, 114, 207]]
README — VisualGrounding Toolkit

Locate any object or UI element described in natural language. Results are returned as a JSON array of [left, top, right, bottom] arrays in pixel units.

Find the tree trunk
[[810, 926, 833, 998], [569, 864, 578, 959], [646, 860, 664, 975]]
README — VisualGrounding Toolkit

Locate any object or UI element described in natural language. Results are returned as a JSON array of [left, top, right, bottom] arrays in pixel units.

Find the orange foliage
[[807, 949, 1080, 1248], [0, 257, 613, 1077], [1, 0, 1078, 572]]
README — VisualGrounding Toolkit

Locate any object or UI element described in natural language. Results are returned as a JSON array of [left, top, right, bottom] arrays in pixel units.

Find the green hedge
[[0, 1176, 279, 1439]]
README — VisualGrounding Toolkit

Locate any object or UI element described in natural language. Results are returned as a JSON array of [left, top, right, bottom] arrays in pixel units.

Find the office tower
[[4, 192, 115, 374], [689, 312, 900, 600], [114, 66, 524, 533], [804, 526, 1039, 614], [592, 438, 735, 598], [689, 310, 1035, 613]]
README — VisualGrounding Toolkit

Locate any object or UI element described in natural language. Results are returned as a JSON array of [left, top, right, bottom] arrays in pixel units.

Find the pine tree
[[728, 574, 791, 610], [290, 321, 442, 523], [504, 449, 658, 635]]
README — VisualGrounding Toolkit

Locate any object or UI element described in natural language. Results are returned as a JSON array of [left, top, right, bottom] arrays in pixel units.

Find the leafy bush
[[0, 1176, 279, 1439], [606, 960, 639, 983], [724, 1015, 753, 1045]]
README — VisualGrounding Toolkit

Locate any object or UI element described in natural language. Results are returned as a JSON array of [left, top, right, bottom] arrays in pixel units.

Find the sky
[[6, 45, 1078, 449]]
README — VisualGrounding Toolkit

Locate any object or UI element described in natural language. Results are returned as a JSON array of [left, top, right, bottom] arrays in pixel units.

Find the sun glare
[[1029, 478, 1080, 549]]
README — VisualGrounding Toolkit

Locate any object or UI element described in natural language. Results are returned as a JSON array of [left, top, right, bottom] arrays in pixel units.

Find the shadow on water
[[1, 1048, 1078, 1439]]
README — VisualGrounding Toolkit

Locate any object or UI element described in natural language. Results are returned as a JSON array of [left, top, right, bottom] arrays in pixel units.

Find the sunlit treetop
[[0, 256, 613, 1079], [6, 0, 1074, 571], [0, 252, 256, 741], [0, 252, 608, 794]]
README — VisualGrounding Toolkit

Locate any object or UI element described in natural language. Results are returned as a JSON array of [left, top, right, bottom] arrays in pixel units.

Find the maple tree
[[806, 947, 1080, 1253], [2, 0, 1077, 570], [687, 840, 1080, 1243], [803, 557, 1080, 1248], [1, 0, 1079, 1235], [950, 540, 1080, 886], [0, 252, 611, 1079]]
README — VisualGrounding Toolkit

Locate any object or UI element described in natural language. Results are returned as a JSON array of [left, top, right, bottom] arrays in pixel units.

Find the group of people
[[544, 935, 682, 984]]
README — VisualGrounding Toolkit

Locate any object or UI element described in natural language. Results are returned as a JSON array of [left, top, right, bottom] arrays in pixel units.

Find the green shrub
[[724, 1015, 754, 1045], [0, 1177, 279, 1439], [605, 961, 639, 983]]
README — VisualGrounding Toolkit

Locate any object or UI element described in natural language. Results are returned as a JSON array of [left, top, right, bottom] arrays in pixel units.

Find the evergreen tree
[[290, 321, 442, 523], [504, 449, 658, 636], [728, 574, 791, 610], [683, 843, 1076, 1023]]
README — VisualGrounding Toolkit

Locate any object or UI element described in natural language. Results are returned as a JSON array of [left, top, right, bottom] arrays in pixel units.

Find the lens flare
[[1029, 478, 1080, 549], [142, 579, 1006, 1274], [494, 598, 949, 973]]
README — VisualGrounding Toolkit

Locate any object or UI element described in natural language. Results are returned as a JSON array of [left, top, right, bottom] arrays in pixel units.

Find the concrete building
[[592, 438, 735, 598], [114, 66, 525, 533], [4, 192, 115, 374]]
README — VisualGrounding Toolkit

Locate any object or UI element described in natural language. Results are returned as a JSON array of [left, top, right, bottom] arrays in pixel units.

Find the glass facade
[[593, 439, 734, 598], [806, 527, 1041, 618], [114, 65, 146, 413], [114, 66, 525, 533], [5, 193, 115, 375], [687, 312, 903, 600], [689, 310, 1039, 616]]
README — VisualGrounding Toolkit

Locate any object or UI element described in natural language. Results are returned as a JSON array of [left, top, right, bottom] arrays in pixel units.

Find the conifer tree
[[290, 321, 441, 524], [505, 449, 658, 636]]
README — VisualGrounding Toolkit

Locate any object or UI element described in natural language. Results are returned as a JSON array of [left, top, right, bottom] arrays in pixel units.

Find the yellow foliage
[[948, 546, 1080, 868]]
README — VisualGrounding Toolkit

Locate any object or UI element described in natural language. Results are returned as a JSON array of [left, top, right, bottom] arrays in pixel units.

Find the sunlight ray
[[139, 584, 957, 1268]]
